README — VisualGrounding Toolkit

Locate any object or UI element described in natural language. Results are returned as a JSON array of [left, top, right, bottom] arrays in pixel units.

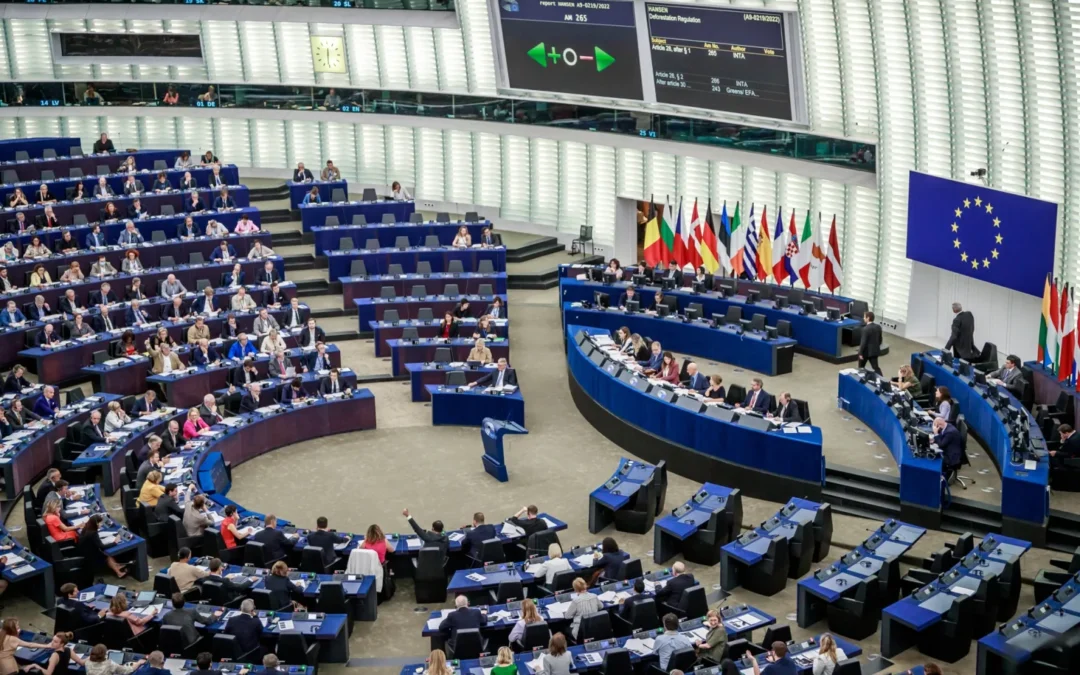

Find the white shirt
[[162, 354, 174, 374], [105, 410, 129, 433]]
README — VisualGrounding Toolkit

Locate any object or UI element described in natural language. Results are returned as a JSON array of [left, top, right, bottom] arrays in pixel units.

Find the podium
[[481, 417, 528, 482]]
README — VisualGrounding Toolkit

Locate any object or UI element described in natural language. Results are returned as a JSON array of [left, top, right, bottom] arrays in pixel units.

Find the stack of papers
[[501, 523, 525, 537], [465, 573, 486, 582], [545, 601, 570, 619], [597, 590, 632, 603], [623, 638, 654, 655], [276, 620, 294, 631], [425, 609, 454, 631], [448, 532, 466, 542], [524, 563, 545, 575], [572, 553, 597, 567]]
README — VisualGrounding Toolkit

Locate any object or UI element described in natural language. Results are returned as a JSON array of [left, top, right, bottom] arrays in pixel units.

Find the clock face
[[311, 36, 346, 74]]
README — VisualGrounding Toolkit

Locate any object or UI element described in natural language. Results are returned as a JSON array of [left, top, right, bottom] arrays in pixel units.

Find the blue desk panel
[[299, 200, 414, 231], [838, 373, 942, 512], [389, 338, 510, 377], [313, 220, 491, 253], [723, 498, 825, 566], [355, 293, 507, 327], [0, 136, 81, 163], [342, 272, 507, 307], [977, 573, 1080, 673], [405, 363, 499, 401], [564, 304, 795, 376], [560, 276, 861, 359], [914, 352, 1049, 528], [428, 385, 525, 427], [569, 325, 823, 485], [0, 165, 241, 206], [327, 247, 506, 280], [287, 180, 348, 209], [372, 319, 509, 358], [655, 483, 736, 540]]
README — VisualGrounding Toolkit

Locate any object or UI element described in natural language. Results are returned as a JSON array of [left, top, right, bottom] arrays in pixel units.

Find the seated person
[[704, 374, 726, 401], [211, 240, 237, 262], [735, 378, 770, 413], [468, 338, 492, 364], [252, 514, 290, 563], [768, 392, 803, 423], [656, 351, 680, 385], [468, 358, 517, 388], [682, 362, 708, 392]]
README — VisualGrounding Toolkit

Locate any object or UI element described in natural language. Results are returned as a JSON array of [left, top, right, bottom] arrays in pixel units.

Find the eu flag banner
[[906, 171, 1059, 297]]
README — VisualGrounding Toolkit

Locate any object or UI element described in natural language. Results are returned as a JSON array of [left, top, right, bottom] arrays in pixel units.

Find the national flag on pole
[[688, 199, 704, 270], [699, 200, 721, 274], [642, 198, 663, 268], [730, 202, 745, 278], [771, 208, 789, 283], [1074, 287, 1080, 383], [1061, 285, 1076, 383], [1038, 274, 1052, 366], [1058, 281, 1068, 374], [1050, 277, 1061, 372], [744, 208, 759, 281], [660, 198, 676, 263], [783, 209, 800, 284], [673, 198, 686, 268], [824, 214, 844, 292], [756, 205, 772, 282], [715, 202, 732, 275], [809, 213, 828, 289]]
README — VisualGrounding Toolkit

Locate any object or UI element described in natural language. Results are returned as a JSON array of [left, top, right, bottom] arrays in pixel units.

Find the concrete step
[[507, 251, 604, 289]]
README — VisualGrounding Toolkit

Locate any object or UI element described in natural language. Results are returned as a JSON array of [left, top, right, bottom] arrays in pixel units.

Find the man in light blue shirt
[[654, 613, 693, 671]]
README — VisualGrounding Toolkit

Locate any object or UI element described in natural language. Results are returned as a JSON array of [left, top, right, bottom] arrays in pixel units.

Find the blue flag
[[906, 171, 1058, 297]]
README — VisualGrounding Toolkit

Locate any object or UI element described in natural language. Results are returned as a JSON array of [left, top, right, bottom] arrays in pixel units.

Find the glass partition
[[0, 81, 876, 172]]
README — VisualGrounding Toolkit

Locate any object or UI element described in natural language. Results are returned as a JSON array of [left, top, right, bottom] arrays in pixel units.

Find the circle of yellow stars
[[950, 196, 1001, 270]]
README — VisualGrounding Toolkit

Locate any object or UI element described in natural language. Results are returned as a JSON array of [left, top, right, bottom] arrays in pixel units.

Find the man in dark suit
[[403, 509, 449, 563], [461, 512, 496, 558], [469, 359, 517, 388], [307, 516, 350, 567], [1051, 424, 1080, 465], [298, 319, 326, 348], [438, 595, 486, 654], [770, 393, 803, 424], [683, 362, 708, 392], [25, 299, 51, 322], [35, 324, 60, 347], [251, 514, 290, 562], [858, 311, 884, 375], [92, 305, 118, 333], [59, 290, 82, 318], [292, 163, 314, 182], [319, 370, 346, 397], [162, 592, 214, 647], [58, 583, 104, 627], [988, 355, 1026, 398], [125, 300, 151, 327], [264, 283, 288, 309], [944, 302, 978, 360], [509, 505, 547, 537], [81, 409, 110, 446], [654, 561, 696, 608], [233, 359, 260, 387], [131, 389, 162, 417], [619, 579, 652, 619], [154, 483, 185, 522], [34, 468, 61, 513], [198, 557, 255, 603], [90, 282, 119, 306], [305, 344, 332, 373], [160, 420, 185, 455], [223, 599, 263, 657], [257, 261, 280, 285], [240, 384, 261, 413], [663, 261, 683, 286], [933, 417, 964, 470], [736, 378, 770, 414], [617, 285, 639, 309], [161, 297, 188, 322]]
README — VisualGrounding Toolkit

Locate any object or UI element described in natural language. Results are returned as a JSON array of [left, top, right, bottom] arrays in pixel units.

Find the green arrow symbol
[[527, 42, 547, 67], [595, 46, 615, 72]]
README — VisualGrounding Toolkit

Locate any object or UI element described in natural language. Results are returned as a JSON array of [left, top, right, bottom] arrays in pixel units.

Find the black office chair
[[202, 527, 244, 565], [742, 538, 789, 596], [539, 569, 577, 597], [916, 593, 974, 663], [300, 546, 336, 574], [53, 604, 104, 644], [448, 628, 486, 660], [749, 314, 766, 332], [252, 587, 291, 612], [469, 538, 505, 567], [489, 579, 524, 604], [103, 614, 156, 651], [520, 621, 551, 651], [760, 624, 792, 648], [277, 631, 320, 670], [445, 371, 467, 387], [244, 540, 283, 567], [433, 347, 452, 363], [647, 646, 695, 674], [612, 597, 659, 636], [812, 503, 832, 561], [663, 585, 708, 619], [317, 580, 354, 635], [1035, 547, 1080, 603], [578, 611, 613, 642], [198, 579, 243, 609], [413, 546, 448, 603], [212, 633, 260, 663], [600, 649, 632, 674], [158, 624, 204, 658], [776, 319, 792, 337], [516, 529, 559, 560], [834, 658, 863, 675], [973, 342, 999, 373], [609, 558, 643, 582]]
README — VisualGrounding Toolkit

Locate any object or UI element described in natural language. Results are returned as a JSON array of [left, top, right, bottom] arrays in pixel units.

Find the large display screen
[[490, 0, 806, 124], [645, 4, 793, 119], [57, 33, 203, 59], [496, 0, 644, 100]]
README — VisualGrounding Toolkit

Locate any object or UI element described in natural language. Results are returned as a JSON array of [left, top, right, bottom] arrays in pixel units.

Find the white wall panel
[[558, 141, 588, 236], [356, 124, 387, 186], [217, 118, 253, 167], [529, 138, 558, 228], [443, 129, 474, 204]]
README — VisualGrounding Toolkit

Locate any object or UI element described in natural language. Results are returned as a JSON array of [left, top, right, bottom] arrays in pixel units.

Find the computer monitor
[[958, 359, 972, 376], [657, 304, 671, 317], [711, 313, 726, 327], [685, 307, 701, 322], [661, 278, 676, 291], [594, 291, 610, 309], [738, 413, 773, 431], [776, 296, 788, 309], [720, 285, 735, 298], [746, 290, 760, 305], [692, 281, 706, 294], [676, 396, 704, 413], [588, 267, 604, 283], [588, 350, 607, 367], [801, 300, 817, 315], [826, 308, 842, 321], [653, 387, 675, 403], [705, 406, 739, 423], [602, 271, 616, 285], [765, 326, 778, 340], [626, 300, 640, 313], [632, 274, 647, 287]]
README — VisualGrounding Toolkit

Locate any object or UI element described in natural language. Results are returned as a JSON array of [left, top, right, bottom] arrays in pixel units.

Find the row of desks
[[0, 136, 81, 163], [0, 206, 260, 252], [372, 318, 509, 357], [355, 292, 507, 327], [63, 482, 150, 581], [286, 179, 348, 209], [559, 272, 861, 359], [298, 198, 413, 230], [1, 147, 181, 179], [327, 246, 506, 280], [16, 641, 310, 675], [977, 571, 1080, 673], [342, 272, 506, 308], [313, 220, 492, 253], [0, 164, 241, 205], [1, 186, 251, 227], [389, 337, 510, 377]]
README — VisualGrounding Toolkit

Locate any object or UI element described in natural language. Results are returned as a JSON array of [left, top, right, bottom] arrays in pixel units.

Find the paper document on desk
[[525, 563, 545, 575], [686, 627, 708, 642], [405, 537, 423, 550], [425, 617, 443, 631], [100, 534, 117, 546], [71, 516, 90, 527], [488, 610, 513, 622], [542, 517, 557, 528], [3, 554, 26, 567], [210, 512, 225, 524], [10, 564, 34, 576], [333, 541, 349, 551], [448, 532, 465, 542], [579, 653, 602, 666], [465, 572, 486, 582], [623, 638, 655, 655], [598, 590, 630, 603], [572, 553, 597, 568], [501, 523, 525, 537], [276, 620, 294, 631], [78, 592, 95, 602], [728, 613, 763, 629], [545, 601, 570, 619], [67, 501, 90, 510], [525, 655, 545, 673]]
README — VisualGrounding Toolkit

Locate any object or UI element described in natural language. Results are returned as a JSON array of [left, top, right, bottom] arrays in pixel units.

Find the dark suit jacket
[[264, 289, 287, 307], [26, 305, 50, 321], [618, 292, 639, 308], [162, 606, 202, 646], [192, 347, 220, 366], [655, 573, 696, 606], [663, 269, 683, 286], [239, 394, 259, 413], [3, 375, 31, 394], [293, 169, 314, 182], [280, 385, 304, 404], [263, 573, 303, 609], [462, 523, 496, 557], [161, 304, 188, 321], [319, 378, 345, 397], [5, 407, 40, 431], [154, 494, 184, 522], [742, 389, 771, 413], [257, 269, 280, 285], [936, 424, 964, 467], [945, 311, 978, 359], [125, 308, 150, 326], [89, 290, 119, 306], [253, 527, 290, 562], [125, 287, 147, 302], [160, 430, 184, 455], [305, 351, 332, 373], [775, 401, 803, 424], [130, 397, 162, 416], [82, 422, 106, 446], [60, 598, 102, 627], [1060, 433, 1080, 459], [620, 592, 653, 618], [407, 517, 448, 562], [34, 479, 58, 512], [684, 372, 708, 392], [221, 323, 241, 340], [298, 327, 326, 348], [509, 516, 547, 537], [438, 607, 484, 638], [233, 366, 259, 387], [860, 322, 883, 358], [59, 297, 80, 317], [197, 574, 251, 603], [307, 529, 344, 565], [475, 368, 518, 387], [223, 613, 263, 655]]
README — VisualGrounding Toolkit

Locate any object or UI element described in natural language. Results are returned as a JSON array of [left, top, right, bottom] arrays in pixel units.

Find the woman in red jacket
[[657, 351, 681, 385]]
